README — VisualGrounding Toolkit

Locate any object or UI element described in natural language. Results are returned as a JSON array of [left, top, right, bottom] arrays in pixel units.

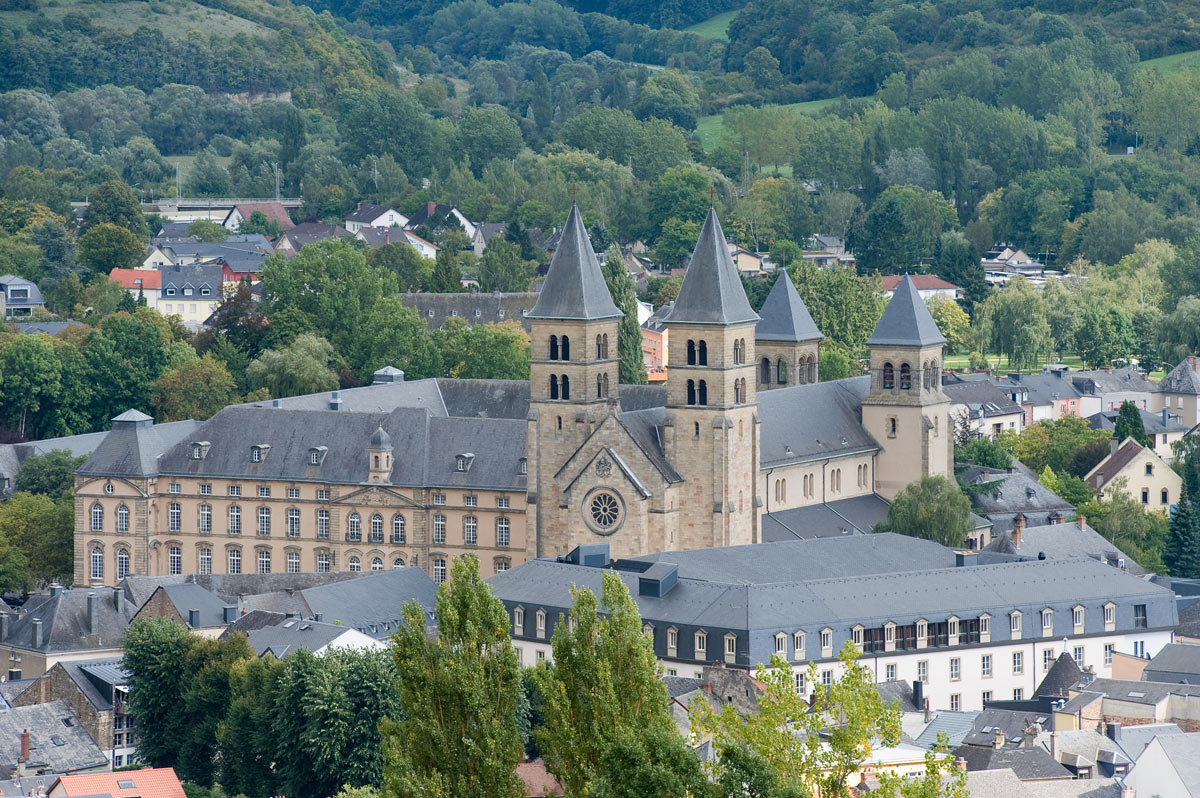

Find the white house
[[245, 618, 388, 658], [344, 203, 409, 234]]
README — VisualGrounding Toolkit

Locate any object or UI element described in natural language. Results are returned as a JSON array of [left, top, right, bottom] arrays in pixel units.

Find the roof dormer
[[250, 444, 270, 463], [191, 441, 211, 460], [456, 453, 475, 473]]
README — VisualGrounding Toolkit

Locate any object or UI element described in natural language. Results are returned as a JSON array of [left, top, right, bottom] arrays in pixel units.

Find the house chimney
[[0, 614, 9, 640], [426, 201, 436, 218], [954, 757, 967, 772], [1188, 355, 1199, 372], [49, 584, 62, 598], [1106, 721, 1122, 742], [314, 613, 323, 622], [113, 587, 124, 613], [1110, 437, 1119, 455], [32, 619, 43, 648], [1012, 515, 1025, 548], [223, 606, 237, 623], [20, 729, 30, 761], [87, 593, 98, 635], [924, 698, 932, 724], [1050, 731, 1059, 761], [993, 728, 1005, 750], [329, 391, 342, 411], [188, 608, 200, 627], [1077, 514, 1086, 531]]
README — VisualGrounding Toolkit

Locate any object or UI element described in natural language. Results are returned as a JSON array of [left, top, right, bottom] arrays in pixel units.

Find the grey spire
[[527, 204, 622, 321], [369, 426, 392, 448], [866, 274, 947, 347], [666, 209, 759, 326], [755, 271, 824, 342]]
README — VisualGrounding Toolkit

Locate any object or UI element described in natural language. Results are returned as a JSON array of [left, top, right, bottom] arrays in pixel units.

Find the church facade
[[73, 206, 953, 586]]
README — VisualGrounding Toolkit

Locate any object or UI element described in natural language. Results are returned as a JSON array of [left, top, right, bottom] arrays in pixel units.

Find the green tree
[[881, 475, 973, 547], [14, 449, 87, 498], [1114, 400, 1151, 448], [123, 618, 193, 770], [188, 148, 231, 196], [648, 167, 710, 242], [84, 180, 148, 238], [693, 643, 901, 798], [478, 238, 533, 293], [0, 333, 61, 438], [818, 342, 854, 381], [429, 246, 464, 292], [932, 231, 988, 310], [188, 220, 229, 242], [743, 47, 784, 91], [927, 297, 971, 354], [151, 355, 239, 421], [1165, 483, 1200, 578], [0, 491, 73, 586], [876, 740, 969, 798], [0, 521, 32, 593], [533, 570, 677, 796], [790, 263, 885, 350], [217, 656, 283, 798], [457, 108, 523, 176], [246, 334, 339, 399], [589, 726, 708, 798], [1038, 466, 1096, 506], [348, 297, 443, 382], [437, 319, 530, 380], [955, 437, 1012, 469], [653, 217, 702, 268], [383, 555, 524, 798], [850, 185, 957, 275], [1075, 306, 1135, 369], [973, 277, 1051, 370], [77, 222, 145, 274], [367, 242, 431, 292], [603, 248, 646, 385]]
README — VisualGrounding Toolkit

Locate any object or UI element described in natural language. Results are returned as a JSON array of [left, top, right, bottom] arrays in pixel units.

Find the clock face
[[583, 488, 625, 535]]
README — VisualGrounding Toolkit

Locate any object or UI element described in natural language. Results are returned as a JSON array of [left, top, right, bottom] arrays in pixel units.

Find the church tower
[[525, 204, 623, 557], [663, 209, 760, 548], [754, 270, 824, 390], [860, 275, 952, 499]]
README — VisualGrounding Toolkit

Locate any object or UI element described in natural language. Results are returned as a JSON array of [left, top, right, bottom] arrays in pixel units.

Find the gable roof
[[1158, 357, 1200, 395], [1084, 439, 1148, 490], [1142, 734, 1200, 794], [761, 494, 890, 541], [400, 292, 537, 331], [952, 743, 1071, 780], [159, 263, 225, 293], [1144, 643, 1200, 681], [666, 209, 758, 326], [1, 587, 138, 654], [108, 269, 162, 291], [279, 223, 351, 250], [914, 711, 980, 749], [755, 271, 823, 342], [866, 275, 947, 348], [245, 619, 359, 657], [0, 702, 107, 774], [50, 768, 186, 798], [1087, 407, 1188, 435], [985, 520, 1147, 576], [345, 204, 400, 224], [226, 203, 294, 231], [879, 274, 960, 292], [526, 205, 621, 321]]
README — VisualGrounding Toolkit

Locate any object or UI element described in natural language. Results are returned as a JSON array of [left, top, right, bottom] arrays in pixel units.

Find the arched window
[[687, 379, 696, 406], [392, 514, 406, 543], [560, 374, 570, 400], [922, 360, 930, 389], [733, 339, 742, 364], [808, 355, 818, 383], [699, 340, 708, 366], [371, 557, 383, 571], [116, 504, 129, 532], [1162, 488, 1170, 504], [698, 380, 708, 406], [602, 334, 608, 358], [560, 335, 570, 361], [761, 358, 771, 384], [348, 556, 361, 572], [597, 334, 604, 359], [777, 359, 787, 385], [348, 512, 361, 541], [393, 557, 405, 569], [370, 514, 384, 542], [735, 380, 742, 404], [597, 375, 603, 399], [116, 548, 130, 580], [883, 362, 895, 389], [549, 374, 559, 400], [889, 417, 897, 437], [687, 340, 696, 365], [91, 503, 104, 532], [900, 363, 912, 390], [549, 334, 559, 360], [90, 546, 103, 580]]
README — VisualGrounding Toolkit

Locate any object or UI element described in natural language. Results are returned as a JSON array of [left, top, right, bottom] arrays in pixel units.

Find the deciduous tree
[[881, 475, 973, 547]]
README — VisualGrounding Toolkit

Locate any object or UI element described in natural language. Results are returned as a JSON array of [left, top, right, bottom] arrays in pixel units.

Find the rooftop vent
[[562, 544, 609, 568], [329, 391, 343, 411], [638, 563, 679, 598]]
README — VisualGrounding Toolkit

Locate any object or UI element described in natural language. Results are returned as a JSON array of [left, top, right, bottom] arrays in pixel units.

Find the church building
[[73, 205, 952, 585]]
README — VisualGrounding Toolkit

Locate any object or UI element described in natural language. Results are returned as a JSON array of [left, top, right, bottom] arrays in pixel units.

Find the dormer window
[[191, 441, 211, 460], [308, 446, 328, 465], [519, 458, 527, 475], [184, 287, 194, 296], [201, 287, 211, 296], [428, 309, 434, 317], [456, 453, 475, 472], [251, 444, 270, 463]]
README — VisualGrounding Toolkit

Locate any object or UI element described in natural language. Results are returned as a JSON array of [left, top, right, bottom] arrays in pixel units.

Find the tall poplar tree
[[1166, 482, 1200, 579], [603, 247, 647, 385]]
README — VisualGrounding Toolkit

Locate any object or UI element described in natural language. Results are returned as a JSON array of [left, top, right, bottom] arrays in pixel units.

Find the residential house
[[489, 535, 1177, 712], [0, 703, 108, 776], [8, 322, 82, 336], [158, 264, 224, 330], [274, 223, 352, 256], [982, 247, 1044, 274], [1087, 407, 1187, 461], [956, 462, 1075, 534], [153, 222, 192, 239], [244, 619, 387, 657], [399, 292, 537, 331], [880, 274, 961, 302], [995, 372, 1098, 423], [472, 222, 509, 257], [943, 378, 1026, 439], [952, 742, 1071, 781], [1068, 678, 1200, 731], [0, 275, 45, 319], [986, 515, 1147, 576], [151, 237, 272, 284], [1084, 439, 1182, 510], [1153, 357, 1200, 428], [640, 302, 671, 380], [11, 660, 135, 768], [353, 227, 438, 260], [1124, 733, 1200, 798], [963, 769, 1123, 797], [1143, 643, 1200, 685], [0, 587, 138, 680], [405, 201, 477, 241], [221, 203, 295, 233], [142, 244, 172, 269], [130, 584, 236, 638], [343, 203, 408, 234], [1070, 367, 1154, 413], [107, 269, 161, 311], [729, 246, 764, 273], [47, 767, 187, 798], [803, 235, 856, 269]]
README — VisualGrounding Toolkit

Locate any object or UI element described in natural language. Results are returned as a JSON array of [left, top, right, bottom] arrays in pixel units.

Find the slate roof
[[527, 205, 621, 321], [76, 414, 201, 479], [279, 222, 351, 251], [2, 587, 138, 654], [0, 702, 107, 773], [760, 495, 890, 541], [1083, 678, 1200, 706], [943, 380, 1025, 418], [913, 711, 980, 749], [292, 568, 437, 639], [1179, 600, 1200, 639], [1115, 722, 1183, 760], [1157, 357, 1200, 395], [758, 377, 878, 467], [754, 271, 823, 342], [1038, 729, 1131, 776], [866, 275, 946, 348], [400, 291, 538, 331], [1069, 367, 1153, 397], [958, 463, 1073, 523], [952, 743, 1071, 780], [640, 302, 673, 334], [345, 203, 398, 224], [145, 584, 230, 629], [158, 263, 224, 295], [1035, 653, 1083, 698], [1087, 407, 1187, 435], [984, 521, 1147, 576], [245, 619, 359, 657], [666, 210, 758, 326], [9, 321, 83, 336], [226, 202, 295, 231], [1144, 643, 1200, 681], [1141, 734, 1200, 793], [50, 768, 187, 798], [0, 274, 45, 308], [876, 680, 921, 712]]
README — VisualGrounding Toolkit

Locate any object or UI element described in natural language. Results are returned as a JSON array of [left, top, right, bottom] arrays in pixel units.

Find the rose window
[[590, 492, 620, 529]]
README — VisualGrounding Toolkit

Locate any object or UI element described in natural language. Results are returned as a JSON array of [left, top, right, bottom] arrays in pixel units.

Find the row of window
[[547, 334, 610, 362], [881, 359, 940, 391], [163, 286, 213, 297], [759, 355, 818, 386]]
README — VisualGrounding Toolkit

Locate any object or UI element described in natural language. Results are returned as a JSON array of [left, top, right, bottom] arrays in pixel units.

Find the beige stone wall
[[12, 665, 114, 755], [75, 473, 527, 586], [755, 341, 819, 391], [1097, 448, 1182, 510], [760, 453, 876, 513]]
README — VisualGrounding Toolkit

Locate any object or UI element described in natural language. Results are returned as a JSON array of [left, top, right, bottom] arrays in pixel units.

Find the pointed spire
[[527, 204, 621, 321], [666, 209, 758, 326], [866, 274, 947, 347], [756, 271, 824, 342]]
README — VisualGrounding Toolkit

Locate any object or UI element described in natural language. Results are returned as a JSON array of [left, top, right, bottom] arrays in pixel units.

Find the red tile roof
[[229, 203, 294, 231], [50, 768, 186, 798], [880, 274, 959, 292], [109, 269, 162, 290]]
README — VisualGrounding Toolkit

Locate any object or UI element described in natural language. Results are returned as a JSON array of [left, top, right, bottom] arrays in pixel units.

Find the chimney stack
[[49, 584, 62, 598], [87, 593, 98, 636], [1110, 437, 1119, 455], [993, 728, 1005, 750], [329, 391, 342, 411], [19, 729, 30, 762], [189, 608, 200, 628], [1077, 514, 1086, 531], [1012, 515, 1025, 548], [954, 757, 967, 772], [32, 619, 43, 648], [1106, 721, 1122, 742], [1050, 731, 1059, 761], [1163, 408, 1169, 427], [113, 587, 124, 613], [0, 613, 9, 640], [223, 606, 237, 624]]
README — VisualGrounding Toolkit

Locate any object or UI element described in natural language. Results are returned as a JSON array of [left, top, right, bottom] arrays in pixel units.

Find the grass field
[[942, 353, 1086, 373], [695, 97, 858, 152], [684, 9, 737, 40], [0, 0, 270, 37], [1139, 48, 1200, 73]]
